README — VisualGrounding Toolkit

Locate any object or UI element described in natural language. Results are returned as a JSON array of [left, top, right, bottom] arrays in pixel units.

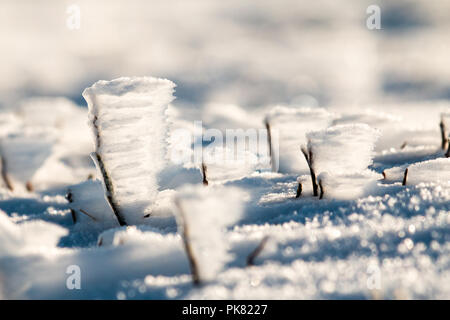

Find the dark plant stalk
[[295, 182, 302, 198], [402, 168, 409, 186], [440, 118, 447, 150], [301, 146, 318, 197], [175, 199, 201, 286], [446, 138, 450, 158], [201, 162, 208, 186], [319, 179, 325, 199], [91, 114, 127, 226], [66, 189, 77, 224], [264, 119, 275, 171], [246, 236, 269, 267], [79, 208, 97, 221], [0, 154, 13, 191], [25, 181, 33, 192], [94, 153, 127, 226], [400, 142, 407, 150]]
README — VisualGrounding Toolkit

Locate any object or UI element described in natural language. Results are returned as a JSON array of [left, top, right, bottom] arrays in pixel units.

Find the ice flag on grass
[[403, 158, 450, 185], [82, 77, 175, 225], [14, 97, 94, 190], [201, 145, 263, 184], [0, 130, 55, 191], [265, 106, 333, 173], [303, 124, 381, 199], [332, 109, 403, 152], [68, 179, 177, 230], [441, 112, 450, 150], [306, 124, 379, 175], [173, 185, 245, 283]]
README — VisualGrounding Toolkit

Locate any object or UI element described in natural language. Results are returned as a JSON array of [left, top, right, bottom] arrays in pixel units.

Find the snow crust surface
[[0, 0, 449, 300]]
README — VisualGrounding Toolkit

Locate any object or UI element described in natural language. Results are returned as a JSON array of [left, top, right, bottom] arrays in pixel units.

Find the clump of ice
[[306, 124, 380, 175], [317, 171, 381, 200], [202, 145, 262, 183], [0, 210, 67, 257], [0, 97, 94, 191], [265, 106, 333, 173], [304, 124, 381, 199], [382, 165, 409, 183], [332, 109, 402, 151], [82, 76, 175, 225], [173, 185, 246, 282], [18, 97, 83, 129], [0, 130, 55, 191], [405, 158, 450, 185]]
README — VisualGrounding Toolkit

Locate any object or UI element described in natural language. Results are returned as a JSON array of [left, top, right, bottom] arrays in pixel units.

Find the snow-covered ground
[[0, 0, 449, 299]]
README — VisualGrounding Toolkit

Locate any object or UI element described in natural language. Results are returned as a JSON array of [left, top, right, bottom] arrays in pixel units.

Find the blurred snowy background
[[1, 0, 450, 300], [1, 0, 449, 110]]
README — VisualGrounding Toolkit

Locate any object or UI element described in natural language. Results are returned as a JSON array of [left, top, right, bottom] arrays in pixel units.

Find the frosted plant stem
[[246, 236, 269, 267], [174, 199, 201, 286], [25, 181, 33, 192], [201, 162, 209, 186], [94, 152, 127, 226], [0, 154, 13, 191], [446, 138, 450, 158], [295, 182, 302, 198], [301, 146, 318, 196], [319, 179, 325, 199], [440, 118, 447, 150], [79, 208, 98, 222], [400, 141, 407, 150], [264, 119, 274, 172], [65, 189, 77, 223], [90, 111, 127, 226], [402, 168, 409, 186]]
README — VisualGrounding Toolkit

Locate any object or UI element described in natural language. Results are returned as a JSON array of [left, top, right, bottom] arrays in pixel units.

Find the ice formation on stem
[[173, 185, 245, 284], [439, 113, 450, 150], [201, 145, 260, 184], [265, 106, 333, 173], [402, 158, 450, 186], [82, 76, 175, 225], [0, 131, 55, 192], [303, 124, 381, 199]]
